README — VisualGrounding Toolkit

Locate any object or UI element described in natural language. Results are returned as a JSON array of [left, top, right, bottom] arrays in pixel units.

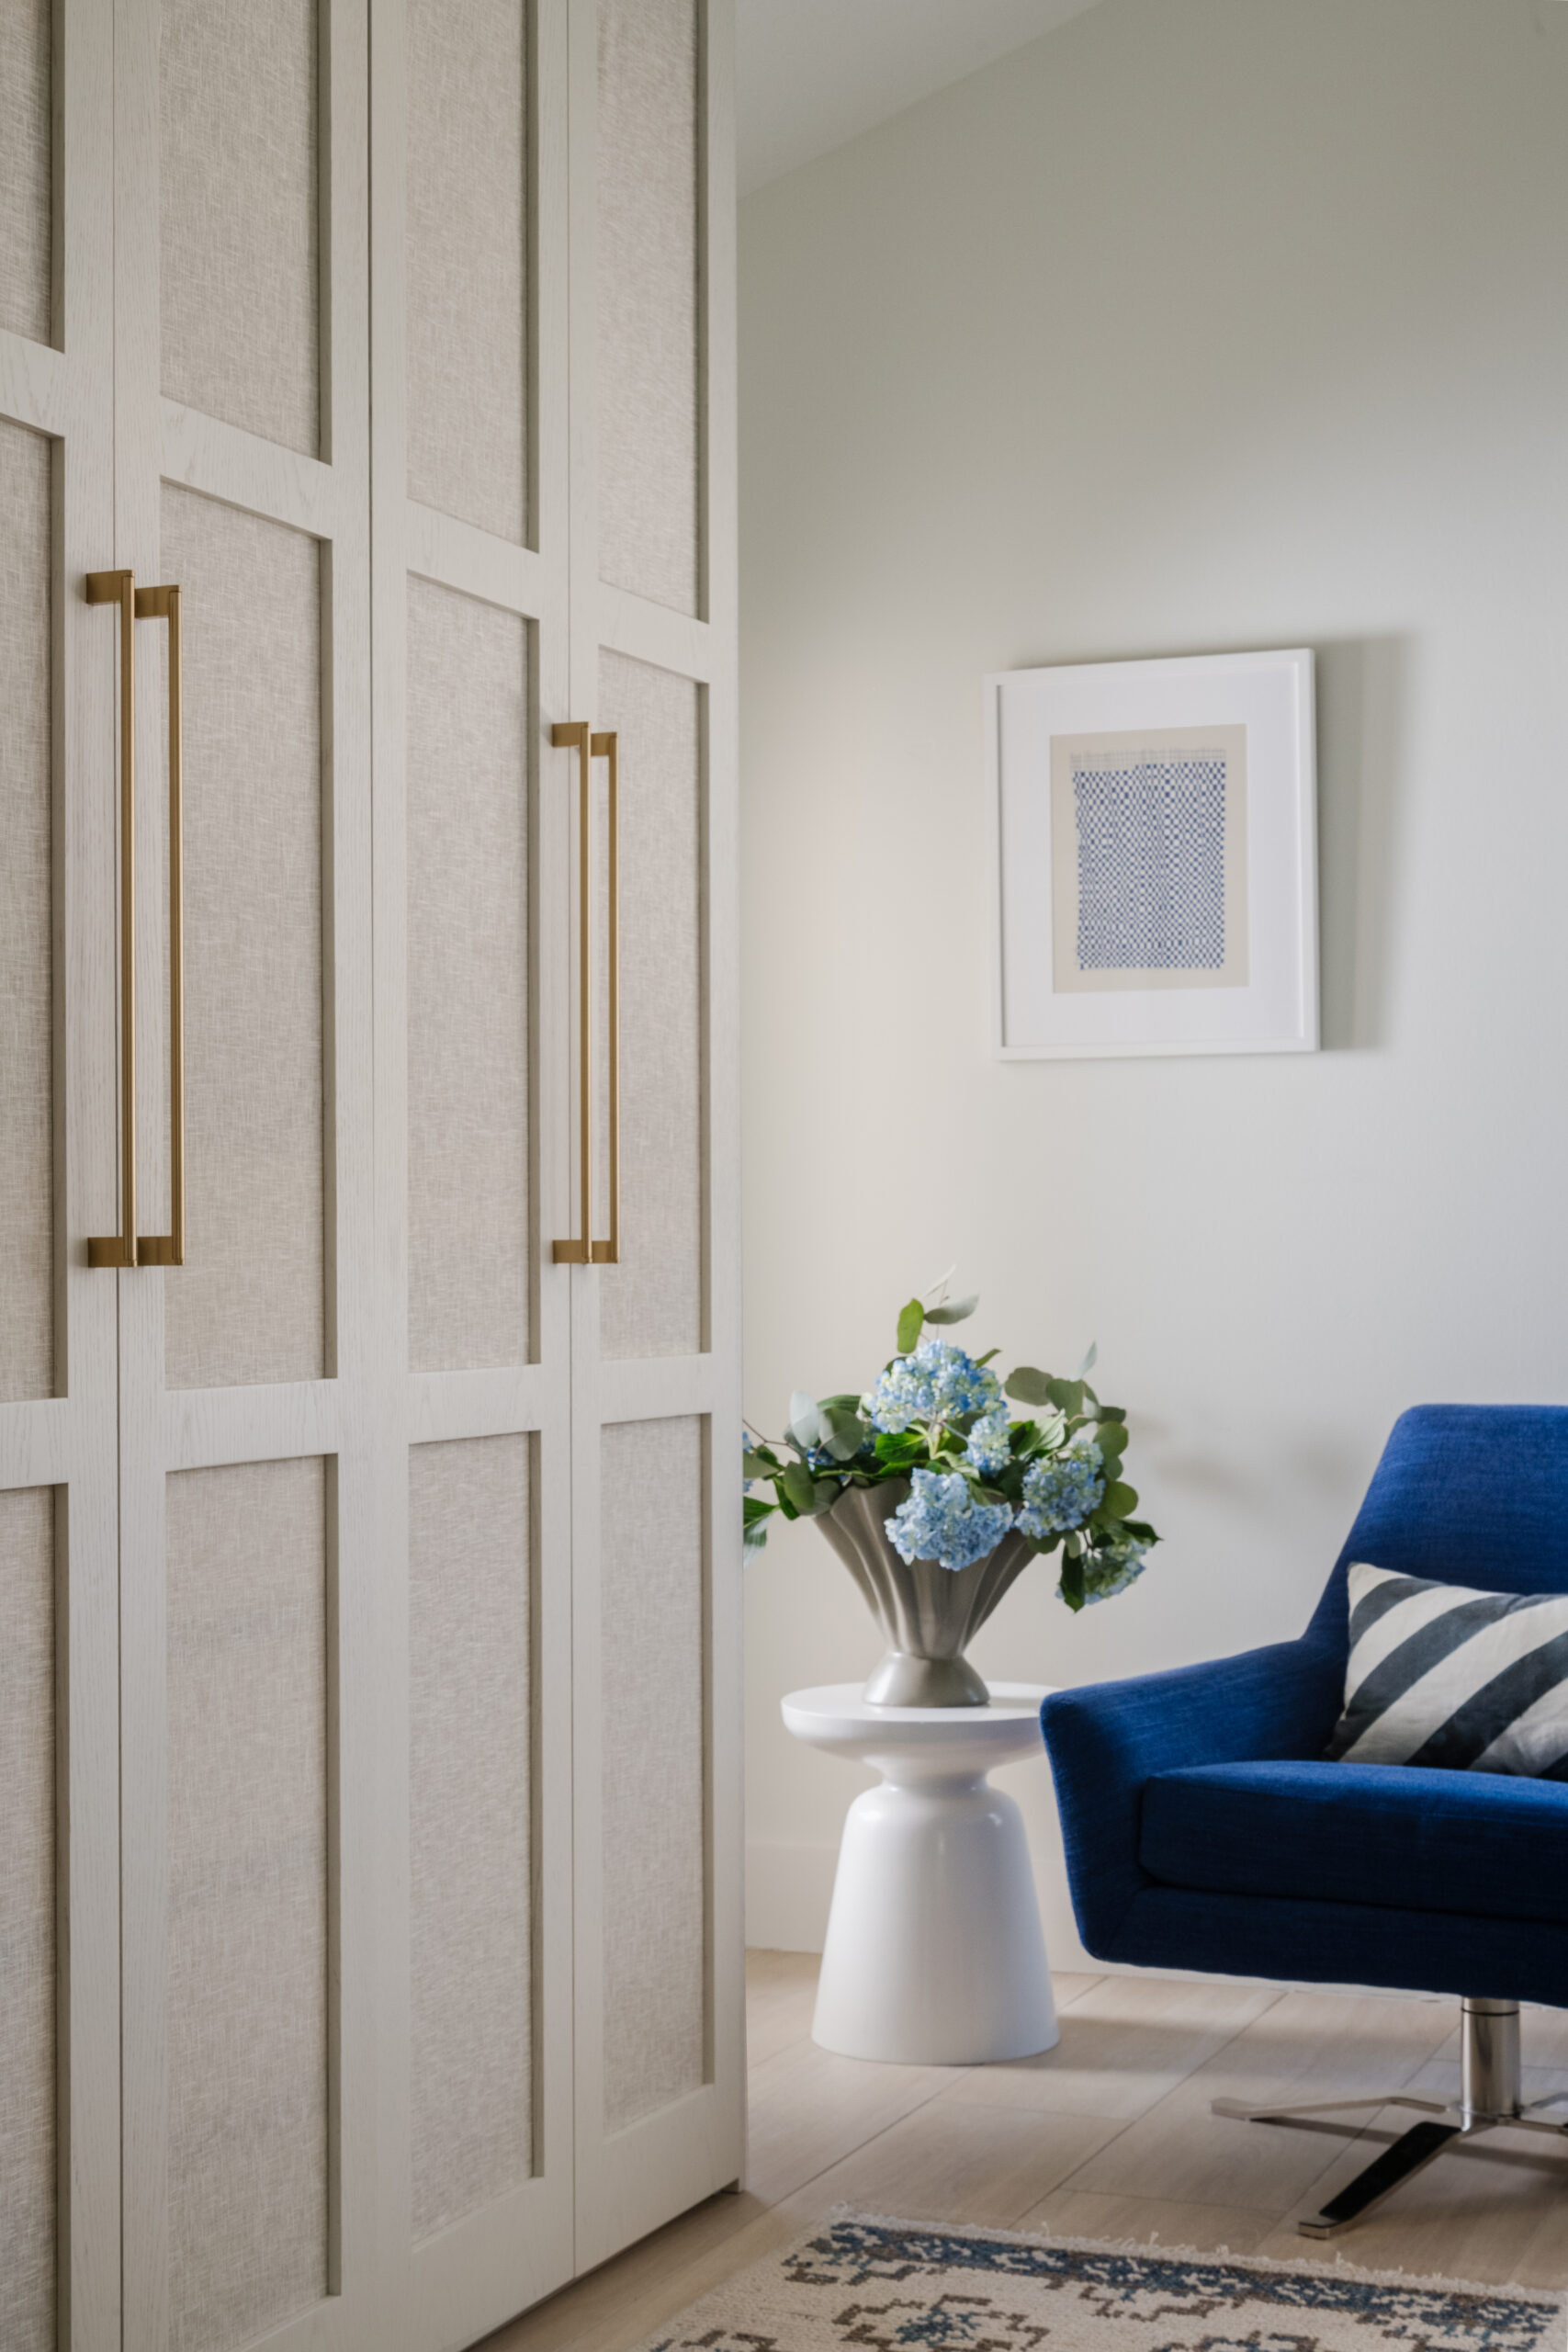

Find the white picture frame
[[987, 648, 1318, 1059]]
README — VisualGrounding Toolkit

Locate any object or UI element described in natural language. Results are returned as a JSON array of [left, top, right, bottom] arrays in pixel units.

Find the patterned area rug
[[633, 2215, 1566, 2352]]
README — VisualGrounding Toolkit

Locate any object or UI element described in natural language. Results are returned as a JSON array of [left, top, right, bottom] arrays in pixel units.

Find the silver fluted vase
[[815, 1478, 1033, 1707]]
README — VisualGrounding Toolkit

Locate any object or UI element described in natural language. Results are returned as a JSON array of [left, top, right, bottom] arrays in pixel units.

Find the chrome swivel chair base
[[1212, 1998, 1568, 2239]]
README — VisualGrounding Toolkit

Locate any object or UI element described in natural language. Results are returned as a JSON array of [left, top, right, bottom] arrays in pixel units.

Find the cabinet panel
[[161, 487, 326, 1392], [599, 1414, 705, 2132], [406, 0, 528, 541], [597, 650, 703, 1362], [596, 0, 699, 614], [0, 419, 52, 1404], [407, 578, 530, 1374], [0, 6, 121, 2338], [0, 0, 51, 345], [410, 1435, 535, 2239], [0, 1485, 54, 2352], [166, 1457, 329, 2352], [161, 0, 320, 454]]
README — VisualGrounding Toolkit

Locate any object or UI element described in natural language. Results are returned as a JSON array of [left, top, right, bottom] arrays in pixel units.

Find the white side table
[[782, 1681, 1057, 2065]]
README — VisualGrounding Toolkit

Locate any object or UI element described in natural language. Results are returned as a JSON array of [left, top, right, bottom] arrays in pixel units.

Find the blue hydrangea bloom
[[868, 1340, 1004, 1434], [1017, 1443, 1105, 1539], [888, 1468, 1015, 1573], [964, 1409, 1013, 1477], [1077, 1536, 1149, 1605]]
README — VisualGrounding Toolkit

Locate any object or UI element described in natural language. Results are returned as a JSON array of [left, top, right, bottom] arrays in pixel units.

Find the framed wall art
[[987, 649, 1317, 1059]]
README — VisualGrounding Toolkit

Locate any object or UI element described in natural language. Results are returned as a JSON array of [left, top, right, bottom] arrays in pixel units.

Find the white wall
[[738, 0, 1568, 1962]]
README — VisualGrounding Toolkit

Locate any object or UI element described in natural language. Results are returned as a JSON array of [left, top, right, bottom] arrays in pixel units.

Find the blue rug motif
[[636, 2216, 1564, 2352]]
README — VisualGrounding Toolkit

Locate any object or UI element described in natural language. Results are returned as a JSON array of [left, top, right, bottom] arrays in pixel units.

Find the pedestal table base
[[782, 1682, 1056, 2065]]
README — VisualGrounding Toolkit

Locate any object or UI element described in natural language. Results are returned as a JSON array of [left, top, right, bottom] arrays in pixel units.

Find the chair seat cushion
[[1140, 1758, 1568, 1926]]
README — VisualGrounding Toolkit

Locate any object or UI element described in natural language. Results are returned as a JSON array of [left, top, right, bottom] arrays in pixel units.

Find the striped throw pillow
[[1325, 1561, 1568, 1777]]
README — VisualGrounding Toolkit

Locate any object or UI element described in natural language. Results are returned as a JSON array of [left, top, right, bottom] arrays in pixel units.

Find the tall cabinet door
[[107, 2, 379, 2348], [0, 3, 121, 2347], [369, 1, 579, 2344], [566, 0, 743, 2270]]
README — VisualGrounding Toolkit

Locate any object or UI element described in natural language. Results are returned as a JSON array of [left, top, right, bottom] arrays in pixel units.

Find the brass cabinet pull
[[86, 570, 139, 1268], [135, 584, 184, 1266], [589, 729, 619, 1267], [550, 721, 621, 1267], [552, 721, 593, 1264], [85, 571, 186, 1271]]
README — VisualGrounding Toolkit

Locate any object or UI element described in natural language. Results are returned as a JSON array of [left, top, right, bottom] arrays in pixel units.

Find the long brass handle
[[550, 722, 621, 1267], [589, 729, 618, 1267], [136, 584, 184, 1266], [87, 570, 139, 1268], [552, 721, 593, 1264]]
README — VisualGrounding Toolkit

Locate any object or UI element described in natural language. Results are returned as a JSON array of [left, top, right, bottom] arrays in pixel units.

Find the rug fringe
[[824, 2205, 1566, 2311]]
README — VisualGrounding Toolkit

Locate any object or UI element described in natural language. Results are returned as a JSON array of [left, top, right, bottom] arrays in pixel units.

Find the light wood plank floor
[[482, 1956, 1568, 2352]]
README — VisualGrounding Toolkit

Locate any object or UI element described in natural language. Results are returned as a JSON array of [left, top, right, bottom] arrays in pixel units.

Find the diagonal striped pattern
[[1326, 1562, 1568, 1777]]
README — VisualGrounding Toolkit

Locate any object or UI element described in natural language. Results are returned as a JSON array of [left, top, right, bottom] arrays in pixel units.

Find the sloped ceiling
[[736, 0, 1107, 195]]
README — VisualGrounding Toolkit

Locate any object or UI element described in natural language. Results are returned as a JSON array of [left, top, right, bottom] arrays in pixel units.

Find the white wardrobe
[[0, 2, 742, 2347]]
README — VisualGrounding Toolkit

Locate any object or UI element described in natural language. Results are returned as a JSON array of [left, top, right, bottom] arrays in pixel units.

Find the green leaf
[[1059, 1555, 1086, 1612], [811, 1477, 841, 1513], [1012, 1413, 1065, 1460], [974, 1347, 1000, 1366], [787, 1390, 827, 1453], [1077, 1340, 1099, 1377], [924, 1293, 979, 1326], [820, 1406, 869, 1463], [742, 1450, 776, 1483], [743, 1493, 776, 1525], [817, 1392, 865, 1415], [781, 1460, 818, 1516], [1096, 1421, 1128, 1463], [1101, 1480, 1138, 1519], [1122, 1519, 1158, 1544], [1094, 1403, 1125, 1424], [1005, 1366, 1055, 1407], [896, 1297, 925, 1353], [1045, 1376, 1084, 1417], [742, 1520, 772, 1562]]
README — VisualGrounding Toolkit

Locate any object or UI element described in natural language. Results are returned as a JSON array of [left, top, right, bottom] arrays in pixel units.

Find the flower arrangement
[[743, 1280, 1159, 1612]]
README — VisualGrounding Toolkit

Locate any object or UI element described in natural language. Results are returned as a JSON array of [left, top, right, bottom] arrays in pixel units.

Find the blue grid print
[[1074, 751, 1226, 971]]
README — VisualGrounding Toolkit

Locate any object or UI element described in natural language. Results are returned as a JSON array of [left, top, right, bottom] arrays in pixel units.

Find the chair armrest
[[1040, 1636, 1343, 1957]]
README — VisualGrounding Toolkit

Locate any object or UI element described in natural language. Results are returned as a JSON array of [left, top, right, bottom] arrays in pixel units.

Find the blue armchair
[[1041, 1404, 1568, 2237]]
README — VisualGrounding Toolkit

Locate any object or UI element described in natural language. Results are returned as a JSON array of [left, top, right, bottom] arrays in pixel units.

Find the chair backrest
[[1308, 1403, 1568, 1651]]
